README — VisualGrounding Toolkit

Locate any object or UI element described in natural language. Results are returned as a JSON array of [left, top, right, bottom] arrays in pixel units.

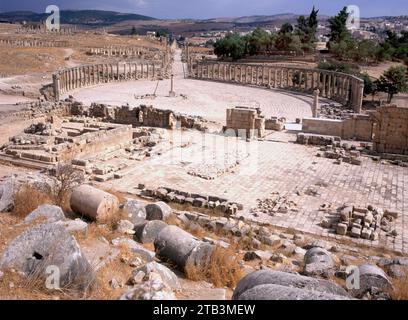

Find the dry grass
[[390, 272, 408, 300], [102, 188, 127, 205], [185, 246, 244, 289], [183, 220, 207, 238], [88, 245, 135, 300], [11, 184, 54, 219], [0, 47, 68, 75]]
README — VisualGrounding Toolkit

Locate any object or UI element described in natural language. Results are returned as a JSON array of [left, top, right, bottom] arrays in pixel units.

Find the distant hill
[[204, 13, 330, 25], [0, 10, 156, 26]]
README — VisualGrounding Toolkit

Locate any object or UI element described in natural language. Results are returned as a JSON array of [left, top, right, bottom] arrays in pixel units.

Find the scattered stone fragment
[[303, 247, 334, 277]]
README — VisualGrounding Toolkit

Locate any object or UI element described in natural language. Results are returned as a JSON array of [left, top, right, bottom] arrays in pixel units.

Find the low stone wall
[[188, 61, 364, 113], [55, 124, 133, 162], [69, 102, 207, 131], [52, 62, 165, 101], [302, 115, 373, 142]]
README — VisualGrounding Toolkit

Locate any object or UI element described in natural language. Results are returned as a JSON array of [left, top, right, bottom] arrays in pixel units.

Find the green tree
[[375, 66, 408, 103], [213, 32, 246, 60], [329, 38, 357, 60], [296, 6, 319, 51], [275, 23, 302, 53], [247, 28, 274, 55], [353, 39, 380, 63], [360, 73, 377, 98], [328, 7, 351, 47], [155, 29, 168, 38], [131, 26, 137, 35]]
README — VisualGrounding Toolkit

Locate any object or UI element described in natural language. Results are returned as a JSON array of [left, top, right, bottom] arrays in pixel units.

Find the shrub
[[12, 184, 54, 218], [185, 246, 244, 288]]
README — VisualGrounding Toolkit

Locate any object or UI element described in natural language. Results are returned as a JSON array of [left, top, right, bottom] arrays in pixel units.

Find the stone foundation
[[225, 106, 265, 138]]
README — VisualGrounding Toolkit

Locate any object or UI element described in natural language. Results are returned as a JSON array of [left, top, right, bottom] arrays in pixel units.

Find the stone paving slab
[[102, 130, 408, 254]]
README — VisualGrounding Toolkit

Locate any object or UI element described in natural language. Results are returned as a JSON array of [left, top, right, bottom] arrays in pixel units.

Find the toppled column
[[154, 225, 214, 272], [70, 185, 119, 221]]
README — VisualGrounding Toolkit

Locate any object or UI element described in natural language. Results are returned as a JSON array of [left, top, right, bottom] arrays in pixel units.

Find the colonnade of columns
[[0, 38, 68, 47], [191, 62, 364, 113], [53, 62, 161, 101]]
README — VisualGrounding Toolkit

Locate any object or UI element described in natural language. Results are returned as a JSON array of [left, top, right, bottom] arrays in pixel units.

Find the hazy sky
[[0, 0, 407, 19]]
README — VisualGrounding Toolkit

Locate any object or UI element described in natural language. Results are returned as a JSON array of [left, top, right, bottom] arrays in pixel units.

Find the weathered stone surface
[[145, 201, 172, 221], [135, 220, 168, 244], [133, 261, 181, 290], [0, 174, 55, 213], [336, 223, 348, 235], [116, 220, 135, 235], [244, 250, 272, 261], [350, 227, 362, 238], [55, 219, 88, 233], [154, 225, 200, 269], [303, 240, 330, 250], [303, 247, 334, 276], [388, 264, 408, 278], [0, 179, 15, 212], [70, 185, 119, 221], [236, 284, 352, 300], [351, 264, 392, 297], [23, 204, 65, 224], [186, 242, 214, 271], [232, 269, 349, 300], [0, 222, 95, 291], [111, 237, 155, 262], [259, 234, 282, 247], [123, 200, 147, 225], [120, 279, 176, 300]]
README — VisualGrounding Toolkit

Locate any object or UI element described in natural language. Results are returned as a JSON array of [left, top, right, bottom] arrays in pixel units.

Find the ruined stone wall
[[372, 106, 408, 155], [55, 125, 133, 162], [302, 115, 373, 142], [77, 103, 201, 131], [188, 61, 364, 113], [52, 62, 164, 101], [226, 107, 265, 138], [0, 38, 68, 47]]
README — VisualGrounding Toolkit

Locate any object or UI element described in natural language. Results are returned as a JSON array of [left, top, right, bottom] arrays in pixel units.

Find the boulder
[[55, 219, 88, 234], [0, 222, 95, 291], [23, 204, 65, 224], [116, 220, 135, 235], [145, 202, 172, 221], [154, 225, 200, 269], [232, 269, 349, 300], [0, 179, 15, 212], [351, 264, 392, 297], [111, 237, 155, 262], [120, 279, 175, 300], [132, 261, 180, 290], [70, 185, 119, 221], [0, 174, 56, 213], [237, 284, 353, 300], [303, 247, 334, 276], [135, 220, 168, 244], [123, 200, 147, 225]]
